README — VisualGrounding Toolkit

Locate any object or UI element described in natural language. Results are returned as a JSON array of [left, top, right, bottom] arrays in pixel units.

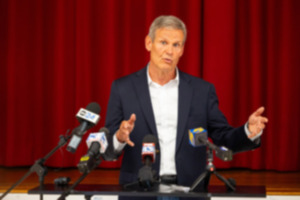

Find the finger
[[126, 138, 135, 147], [128, 113, 136, 125], [119, 122, 131, 134], [256, 127, 262, 133], [123, 123, 134, 133], [261, 117, 268, 123], [254, 107, 265, 116], [123, 122, 130, 130], [122, 119, 134, 129], [259, 124, 266, 130]]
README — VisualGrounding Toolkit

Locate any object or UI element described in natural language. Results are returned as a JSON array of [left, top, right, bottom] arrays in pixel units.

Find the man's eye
[[173, 43, 180, 47], [161, 41, 167, 45]]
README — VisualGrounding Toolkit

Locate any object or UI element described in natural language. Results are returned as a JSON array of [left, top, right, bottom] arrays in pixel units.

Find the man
[[105, 15, 268, 188]]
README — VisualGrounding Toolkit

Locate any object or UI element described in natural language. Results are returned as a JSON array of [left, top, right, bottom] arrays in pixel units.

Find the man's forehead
[[154, 28, 184, 42]]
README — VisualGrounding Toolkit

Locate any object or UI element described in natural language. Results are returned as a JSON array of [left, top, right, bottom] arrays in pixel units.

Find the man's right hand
[[116, 113, 136, 147]]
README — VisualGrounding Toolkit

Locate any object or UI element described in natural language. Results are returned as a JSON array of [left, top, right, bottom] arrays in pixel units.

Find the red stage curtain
[[0, 0, 299, 171]]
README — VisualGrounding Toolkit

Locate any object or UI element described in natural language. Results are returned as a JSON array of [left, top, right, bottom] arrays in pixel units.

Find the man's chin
[[160, 62, 176, 69]]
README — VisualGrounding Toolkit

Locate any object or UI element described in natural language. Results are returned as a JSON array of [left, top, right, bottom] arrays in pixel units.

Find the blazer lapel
[[132, 67, 158, 137], [176, 71, 193, 153]]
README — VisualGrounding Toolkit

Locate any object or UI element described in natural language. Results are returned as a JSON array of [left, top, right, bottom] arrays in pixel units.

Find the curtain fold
[[0, 0, 299, 171]]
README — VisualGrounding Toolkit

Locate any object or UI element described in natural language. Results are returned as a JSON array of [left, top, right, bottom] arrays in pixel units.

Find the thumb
[[254, 107, 265, 116], [128, 113, 136, 125]]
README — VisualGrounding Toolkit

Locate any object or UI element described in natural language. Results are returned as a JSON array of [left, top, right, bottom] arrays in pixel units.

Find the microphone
[[77, 127, 109, 173], [86, 127, 109, 154], [189, 127, 207, 146], [138, 134, 158, 188], [141, 134, 157, 166], [189, 127, 233, 161], [66, 102, 101, 153]]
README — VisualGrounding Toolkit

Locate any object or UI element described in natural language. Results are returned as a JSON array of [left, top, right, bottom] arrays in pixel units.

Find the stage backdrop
[[0, 0, 299, 171]]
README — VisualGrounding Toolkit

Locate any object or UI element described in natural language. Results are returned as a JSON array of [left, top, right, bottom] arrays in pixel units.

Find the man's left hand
[[248, 107, 268, 139]]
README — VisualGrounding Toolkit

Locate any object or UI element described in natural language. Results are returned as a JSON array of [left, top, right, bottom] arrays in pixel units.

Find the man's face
[[145, 28, 185, 73]]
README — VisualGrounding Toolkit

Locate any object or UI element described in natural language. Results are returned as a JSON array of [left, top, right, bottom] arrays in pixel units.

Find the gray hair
[[148, 15, 187, 43]]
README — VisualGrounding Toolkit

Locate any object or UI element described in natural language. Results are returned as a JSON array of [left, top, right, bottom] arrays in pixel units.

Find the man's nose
[[166, 45, 174, 55]]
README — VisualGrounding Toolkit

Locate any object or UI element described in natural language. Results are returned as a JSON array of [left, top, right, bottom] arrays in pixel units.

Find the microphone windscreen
[[142, 134, 157, 143], [99, 127, 109, 134], [76, 102, 101, 125], [86, 102, 101, 114]]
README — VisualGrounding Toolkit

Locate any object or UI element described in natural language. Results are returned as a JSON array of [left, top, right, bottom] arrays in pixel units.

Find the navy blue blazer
[[105, 67, 259, 187]]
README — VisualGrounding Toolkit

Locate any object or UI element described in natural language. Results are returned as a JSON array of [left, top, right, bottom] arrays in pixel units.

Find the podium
[[28, 184, 266, 200]]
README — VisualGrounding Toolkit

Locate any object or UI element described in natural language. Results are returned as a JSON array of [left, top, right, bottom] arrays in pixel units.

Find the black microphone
[[138, 134, 158, 188], [189, 127, 233, 161], [66, 102, 101, 153], [77, 127, 109, 173]]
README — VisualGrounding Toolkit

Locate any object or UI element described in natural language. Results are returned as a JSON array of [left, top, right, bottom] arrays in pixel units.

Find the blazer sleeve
[[206, 84, 260, 153], [103, 80, 125, 160]]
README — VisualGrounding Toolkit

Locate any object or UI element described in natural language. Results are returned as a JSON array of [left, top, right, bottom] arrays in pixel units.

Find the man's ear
[[145, 35, 152, 51]]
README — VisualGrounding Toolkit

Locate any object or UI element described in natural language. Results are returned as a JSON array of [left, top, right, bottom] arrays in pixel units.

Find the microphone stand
[[56, 171, 89, 200], [189, 147, 236, 192], [57, 154, 102, 200], [0, 131, 72, 200], [124, 165, 159, 191]]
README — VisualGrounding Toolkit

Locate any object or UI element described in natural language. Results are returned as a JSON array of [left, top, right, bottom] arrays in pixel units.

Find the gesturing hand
[[116, 113, 136, 147], [247, 107, 268, 139]]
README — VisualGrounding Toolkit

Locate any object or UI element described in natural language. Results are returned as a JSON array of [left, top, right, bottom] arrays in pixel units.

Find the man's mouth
[[163, 58, 172, 64]]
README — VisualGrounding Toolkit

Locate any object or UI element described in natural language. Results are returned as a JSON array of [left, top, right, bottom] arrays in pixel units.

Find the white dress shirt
[[147, 68, 179, 176]]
